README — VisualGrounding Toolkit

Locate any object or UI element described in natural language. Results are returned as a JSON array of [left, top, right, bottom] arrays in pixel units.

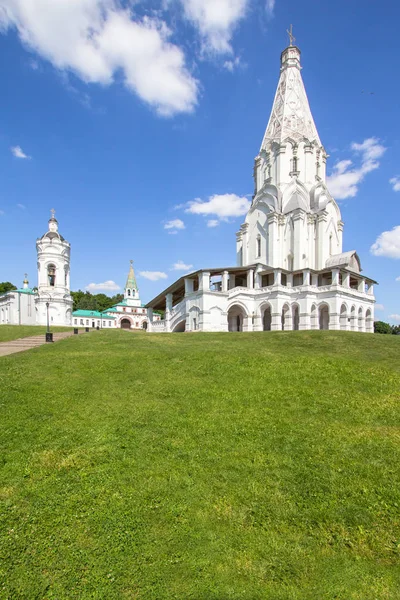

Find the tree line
[[374, 321, 400, 335], [0, 282, 123, 312]]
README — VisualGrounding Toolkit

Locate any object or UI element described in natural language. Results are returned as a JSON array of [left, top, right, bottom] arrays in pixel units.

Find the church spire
[[126, 260, 138, 291], [260, 32, 323, 150]]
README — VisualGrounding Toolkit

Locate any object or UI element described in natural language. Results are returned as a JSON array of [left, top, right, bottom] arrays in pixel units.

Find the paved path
[[0, 331, 79, 357]]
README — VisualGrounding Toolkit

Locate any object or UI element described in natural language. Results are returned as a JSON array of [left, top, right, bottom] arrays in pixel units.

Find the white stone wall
[[0, 292, 36, 325]]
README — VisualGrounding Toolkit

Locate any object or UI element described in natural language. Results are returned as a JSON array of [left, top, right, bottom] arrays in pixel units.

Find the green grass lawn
[[1, 330, 400, 599], [0, 325, 75, 342]]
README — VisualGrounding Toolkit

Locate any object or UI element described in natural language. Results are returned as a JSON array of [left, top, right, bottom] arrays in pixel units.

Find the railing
[[151, 320, 166, 332]]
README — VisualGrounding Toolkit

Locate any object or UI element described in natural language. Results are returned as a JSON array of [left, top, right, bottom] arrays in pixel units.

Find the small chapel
[[145, 35, 377, 333]]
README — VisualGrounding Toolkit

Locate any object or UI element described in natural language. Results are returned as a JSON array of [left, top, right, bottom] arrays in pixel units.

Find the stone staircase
[[0, 331, 79, 357]]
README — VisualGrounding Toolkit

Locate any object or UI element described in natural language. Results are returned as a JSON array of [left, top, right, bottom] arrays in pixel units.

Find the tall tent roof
[[260, 43, 323, 150], [125, 260, 138, 291]]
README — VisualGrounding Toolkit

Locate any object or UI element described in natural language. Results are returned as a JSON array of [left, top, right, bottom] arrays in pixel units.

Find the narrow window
[[256, 235, 261, 258], [48, 264, 56, 286], [127, 289, 131, 296]]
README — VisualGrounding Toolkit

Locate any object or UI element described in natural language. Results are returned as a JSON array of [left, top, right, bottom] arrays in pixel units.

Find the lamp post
[[45, 297, 53, 342]]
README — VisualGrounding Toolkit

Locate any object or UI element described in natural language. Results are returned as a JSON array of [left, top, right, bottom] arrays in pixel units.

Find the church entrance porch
[[228, 305, 247, 332], [262, 305, 272, 331], [319, 305, 329, 330], [121, 318, 132, 329]]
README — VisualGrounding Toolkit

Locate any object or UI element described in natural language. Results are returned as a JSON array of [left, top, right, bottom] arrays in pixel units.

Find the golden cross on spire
[[287, 24, 295, 46], [130, 259, 133, 266], [24, 273, 28, 280], [50, 208, 56, 218]]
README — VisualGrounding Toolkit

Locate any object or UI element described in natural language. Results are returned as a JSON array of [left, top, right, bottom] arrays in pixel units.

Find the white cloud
[[17, 203, 26, 209], [327, 137, 386, 199], [396, 277, 400, 282], [186, 193, 250, 220], [390, 176, 400, 192], [139, 271, 168, 281], [265, 0, 275, 15], [389, 314, 400, 322], [223, 56, 241, 71], [11, 145, 30, 159], [179, 0, 248, 55], [375, 303, 384, 311], [164, 218, 185, 232], [0, 0, 198, 116], [0, 210, 4, 216], [370, 225, 400, 259], [86, 280, 121, 291], [171, 260, 193, 271], [207, 219, 219, 227]]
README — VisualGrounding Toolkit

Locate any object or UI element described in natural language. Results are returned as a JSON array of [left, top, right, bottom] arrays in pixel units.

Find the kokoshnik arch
[[146, 38, 377, 333]]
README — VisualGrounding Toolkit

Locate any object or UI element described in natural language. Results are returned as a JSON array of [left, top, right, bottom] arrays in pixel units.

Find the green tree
[[0, 282, 17, 294], [374, 320, 392, 334]]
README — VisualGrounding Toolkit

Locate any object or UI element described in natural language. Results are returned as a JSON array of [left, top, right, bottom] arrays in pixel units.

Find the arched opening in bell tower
[[48, 264, 56, 287]]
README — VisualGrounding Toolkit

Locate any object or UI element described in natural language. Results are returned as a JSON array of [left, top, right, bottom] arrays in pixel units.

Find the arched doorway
[[228, 305, 247, 332], [121, 318, 131, 329], [281, 304, 291, 331], [319, 305, 329, 330], [262, 305, 272, 331], [172, 320, 186, 332], [292, 304, 300, 330], [142, 321, 148, 330], [340, 304, 348, 331]]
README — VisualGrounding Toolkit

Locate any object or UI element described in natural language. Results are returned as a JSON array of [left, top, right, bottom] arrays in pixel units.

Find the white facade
[[0, 277, 37, 325], [35, 212, 73, 326], [146, 41, 376, 333]]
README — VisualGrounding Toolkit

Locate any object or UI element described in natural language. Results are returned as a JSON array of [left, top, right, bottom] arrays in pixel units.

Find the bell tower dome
[[35, 210, 73, 326]]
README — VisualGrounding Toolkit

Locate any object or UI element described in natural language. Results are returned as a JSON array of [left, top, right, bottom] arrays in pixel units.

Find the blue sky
[[0, 0, 399, 321]]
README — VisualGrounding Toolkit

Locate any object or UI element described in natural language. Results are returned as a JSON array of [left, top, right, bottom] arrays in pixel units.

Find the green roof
[[73, 310, 115, 319], [16, 288, 36, 295]]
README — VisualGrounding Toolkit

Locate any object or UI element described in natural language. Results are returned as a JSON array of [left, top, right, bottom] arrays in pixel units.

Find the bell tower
[[35, 210, 73, 326], [124, 260, 141, 307]]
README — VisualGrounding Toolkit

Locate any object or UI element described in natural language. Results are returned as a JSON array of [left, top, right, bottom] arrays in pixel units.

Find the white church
[[0, 211, 73, 327], [146, 39, 376, 333]]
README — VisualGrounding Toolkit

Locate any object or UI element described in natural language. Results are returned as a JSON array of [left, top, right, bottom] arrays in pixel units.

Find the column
[[241, 224, 249, 265], [247, 269, 254, 289], [184, 278, 194, 295], [199, 271, 210, 292], [311, 273, 318, 287], [222, 271, 229, 293], [316, 211, 328, 270], [358, 278, 366, 293], [329, 301, 340, 331], [343, 272, 350, 288], [368, 283, 374, 296], [165, 293, 173, 332], [292, 210, 305, 270], [267, 213, 278, 268], [273, 269, 281, 286], [286, 273, 293, 288], [303, 270, 310, 286], [332, 268, 340, 286], [147, 308, 153, 332]]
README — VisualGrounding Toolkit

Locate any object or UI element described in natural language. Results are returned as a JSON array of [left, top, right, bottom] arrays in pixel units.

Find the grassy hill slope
[[1, 331, 399, 599], [0, 325, 75, 343]]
